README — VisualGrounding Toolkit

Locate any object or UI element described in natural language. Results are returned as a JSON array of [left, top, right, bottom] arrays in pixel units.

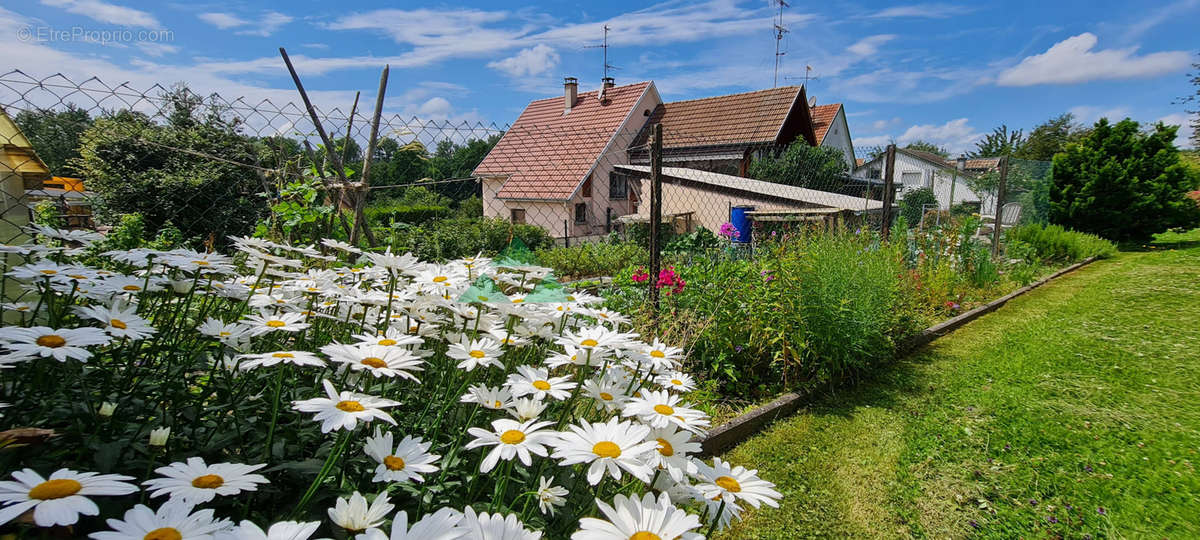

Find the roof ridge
[[663, 85, 801, 106], [524, 80, 652, 105]]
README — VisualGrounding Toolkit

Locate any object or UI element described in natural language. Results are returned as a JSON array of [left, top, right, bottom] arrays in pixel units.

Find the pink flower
[[718, 222, 741, 240], [631, 268, 650, 283]]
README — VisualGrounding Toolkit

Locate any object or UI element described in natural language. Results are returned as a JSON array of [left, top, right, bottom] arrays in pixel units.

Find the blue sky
[[3, 0, 1197, 154]]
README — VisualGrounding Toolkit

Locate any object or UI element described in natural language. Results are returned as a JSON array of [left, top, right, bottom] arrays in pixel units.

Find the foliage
[[899, 187, 939, 227], [260, 175, 335, 243], [13, 105, 93, 176], [664, 227, 722, 254], [1050, 118, 1200, 242], [904, 140, 949, 158], [969, 124, 1024, 158], [535, 242, 648, 280], [1013, 113, 1086, 161], [376, 217, 552, 261], [72, 85, 267, 245], [1005, 223, 1117, 262], [31, 201, 63, 229], [747, 141, 849, 189]]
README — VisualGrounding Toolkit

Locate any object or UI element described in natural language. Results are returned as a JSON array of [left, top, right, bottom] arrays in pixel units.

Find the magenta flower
[[631, 268, 650, 283], [718, 222, 740, 240]]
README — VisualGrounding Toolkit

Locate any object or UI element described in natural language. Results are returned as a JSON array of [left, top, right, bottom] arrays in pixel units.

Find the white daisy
[[89, 500, 231, 540], [506, 397, 548, 422], [239, 351, 326, 370], [0, 468, 137, 527], [465, 418, 555, 473], [621, 389, 710, 434], [321, 238, 362, 255], [143, 457, 268, 505], [582, 376, 630, 412], [505, 365, 576, 401], [693, 457, 782, 511], [638, 340, 683, 371], [571, 492, 702, 540], [0, 326, 111, 362], [351, 329, 424, 348], [328, 492, 393, 533], [656, 371, 696, 393], [354, 507, 465, 540], [645, 428, 701, 482], [292, 380, 399, 433], [197, 318, 251, 343], [550, 418, 658, 485], [460, 384, 513, 411], [321, 343, 424, 381], [363, 428, 440, 484], [242, 311, 310, 336], [216, 520, 324, 540], [453, 507, 541, 540], [446, 338, 503, 371], [73, 302, 157, 340], [535, 477, 568, 516]]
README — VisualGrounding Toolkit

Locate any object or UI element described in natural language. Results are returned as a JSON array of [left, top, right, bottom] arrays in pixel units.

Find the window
[[900, 171, 922, 187], [510, 208, 526, 224], [867, 168, 881, 179], [582, 175, 592, 197], [609, 171, 629, 199], [574, 203, 587, 224]]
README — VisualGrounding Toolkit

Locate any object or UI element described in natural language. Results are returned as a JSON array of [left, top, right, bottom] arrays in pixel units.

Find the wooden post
[[991, 156, 1009, 257], [881, 144, 897, 236], [563, 219, 569, 248], [648, 124, 663, 312], [352, 65, 390, 248]]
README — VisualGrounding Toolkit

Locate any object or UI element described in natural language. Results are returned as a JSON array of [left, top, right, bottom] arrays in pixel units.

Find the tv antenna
[[784, 66, 819, 88], [773, 0, 789, 87], [584, 24, 618, 80]]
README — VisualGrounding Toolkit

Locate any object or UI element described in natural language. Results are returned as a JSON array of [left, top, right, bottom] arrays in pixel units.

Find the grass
[[718, 229, 1200, 539]]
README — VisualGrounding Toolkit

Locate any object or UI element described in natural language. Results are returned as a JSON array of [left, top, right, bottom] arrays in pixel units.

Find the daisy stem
[[706, 500, 726, 538], [293, 429, 352, 518], [489, 459, 514, 513], [262, 364, 289, 462]]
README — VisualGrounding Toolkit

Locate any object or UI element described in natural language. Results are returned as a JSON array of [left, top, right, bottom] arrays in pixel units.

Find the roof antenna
[[773, 0, 789, 88], [584, 24, 618, 100]]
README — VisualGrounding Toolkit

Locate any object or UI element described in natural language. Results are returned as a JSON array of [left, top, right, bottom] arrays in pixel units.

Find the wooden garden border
[[697, 256, 1100, 456]]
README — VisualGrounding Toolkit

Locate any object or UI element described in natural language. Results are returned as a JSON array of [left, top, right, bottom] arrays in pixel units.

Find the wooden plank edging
[[697, 256, 1100, 456]]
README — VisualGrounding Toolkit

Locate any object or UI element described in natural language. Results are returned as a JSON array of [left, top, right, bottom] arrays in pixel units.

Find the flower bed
[[0, 227, 780, 538]]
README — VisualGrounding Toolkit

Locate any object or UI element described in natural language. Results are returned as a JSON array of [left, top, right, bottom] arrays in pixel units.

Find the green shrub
[[374, 217, 552, 261], [535, 242, 648, 280], [900, 187, 939, 227], [1005, 223, 1116, 262], [365, 202, 453, 225]]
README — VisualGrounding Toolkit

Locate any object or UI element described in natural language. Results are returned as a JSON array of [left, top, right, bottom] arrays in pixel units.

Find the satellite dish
[[808, 96, 817, 108]]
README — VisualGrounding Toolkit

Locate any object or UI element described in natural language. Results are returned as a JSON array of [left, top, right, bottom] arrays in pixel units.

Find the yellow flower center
[[336, 400, 365, 412], [599, 392, 614, 401], [592, 441, 621, 459], [532, 380, 551, 391], [715, 475, 742, 493], [432, 276, 448, 283], [68, 274, 88, 279], [383, 455, 406, 471], [361, 357, 387, 369], [653, 404, 675, 416], [219, 331, 231, 336], [143, 527, 183, 540], [500, 430, 526, 444], [671, 379, 683, 386], [469, 350, 486, 359], [492, 400, 503, 408], [272, 352, 294, 358], [629, 532, 662, 540], [581, 339, 598, 347], [194, 260, 211, 266], [40, 269, 58, 275], [122, 285, 142, 291], [191, 474, 224, 489], [650, 350, 665, 358], [512, 298, 524, 303], [378, 339, 397, 346], [657, 438, 675, 457], [477, 295, 489, 301], [35, 335, 66, 348], [28, 478, 82, 500], [265, 320, 286, 328], [110, 319, 128, 330]]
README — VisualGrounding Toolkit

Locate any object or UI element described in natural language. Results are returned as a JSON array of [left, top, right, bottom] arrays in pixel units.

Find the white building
[[854, 148, 997, 214]]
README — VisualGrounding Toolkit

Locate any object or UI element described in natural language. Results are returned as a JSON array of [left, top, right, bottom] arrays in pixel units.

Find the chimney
[[956, 155, 967, 172], [602, 77, 615, 89], [564, 77, 578, 112]]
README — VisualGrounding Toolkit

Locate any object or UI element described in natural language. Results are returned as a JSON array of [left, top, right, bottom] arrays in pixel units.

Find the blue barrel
[[730, 205, 755, 243]]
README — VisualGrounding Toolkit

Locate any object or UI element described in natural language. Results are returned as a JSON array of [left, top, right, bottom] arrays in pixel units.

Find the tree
[[14, 105, 93, 176], [904, 140, 949, 158], [899, 187, 938, 227], [1050, 118, 1200, 242], [1014, 113, 1084, 161], [970, 125, 1024, 158], [747, 142, 848, 189]]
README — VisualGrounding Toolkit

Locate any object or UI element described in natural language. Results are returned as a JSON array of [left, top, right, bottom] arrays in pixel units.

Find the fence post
[[881, 144, 897, 236], [563, 220, 569, 248], [991, 155, 1009, 257], [648, 123, 663, 314]]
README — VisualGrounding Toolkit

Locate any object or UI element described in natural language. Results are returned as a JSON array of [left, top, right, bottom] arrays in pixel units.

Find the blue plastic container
[[730, 205, 755, 243]]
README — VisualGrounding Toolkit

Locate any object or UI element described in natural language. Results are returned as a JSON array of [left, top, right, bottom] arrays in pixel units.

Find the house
[[0, 106, 40, 245], [627, 86, 856, 174], [473, 77, 662, 240], [25, 177, 95, 229], [854, 148, 995, 214], [615, 165, 882, 233]]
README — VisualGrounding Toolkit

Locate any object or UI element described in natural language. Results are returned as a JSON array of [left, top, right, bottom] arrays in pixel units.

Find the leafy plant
[[1005, 223, 1117, 262]]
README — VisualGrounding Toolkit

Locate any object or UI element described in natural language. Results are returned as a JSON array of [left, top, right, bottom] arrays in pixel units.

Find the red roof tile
[[474, 81, 652, 200], [635, 86, 804, 149], [809, 103, 842, 144]]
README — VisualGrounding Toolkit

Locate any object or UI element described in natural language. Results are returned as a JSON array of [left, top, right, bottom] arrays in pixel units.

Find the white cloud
[[1122, 0, 1200, 40], [198, 12, 247, 30], [135, 41, 178, 57], [1068, 105, 1131, 125], [871, 117, 902, 130], [416, 97, 452, 118], [39, 0, 158, 27], [855, 134, 893, 146], [487, 44, 560, 78], [237, 12, 293, 37], [996, 33, 1191, 86], [866, 3, 974, 18], [868, 118, 983, 153], [1158, 113, 1196, 149], [847, 34, 896, 56]]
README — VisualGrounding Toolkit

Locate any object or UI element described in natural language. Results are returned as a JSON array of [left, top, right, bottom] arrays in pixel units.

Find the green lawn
[[719, 230, 1200, 539]]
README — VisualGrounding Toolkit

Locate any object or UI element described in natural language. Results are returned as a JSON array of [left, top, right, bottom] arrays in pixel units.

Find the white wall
[[856, 152, 992, 213], [819, 108, 857, 170]]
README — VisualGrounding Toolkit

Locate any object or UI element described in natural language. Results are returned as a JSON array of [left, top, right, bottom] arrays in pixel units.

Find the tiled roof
[[474, 81, 652, 200], [616, 165, 882, 211], [809, 103, 842, 144], [899, 148, 956, 168], [633, 86, 804, 149], [958, 157, 1002, 171]]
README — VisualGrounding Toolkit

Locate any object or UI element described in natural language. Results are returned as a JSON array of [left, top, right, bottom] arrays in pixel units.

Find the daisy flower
[[656, 371, 696, 393], [555, 326, 621, 356], [216, 520, 323, 540], [581, 377, 629, 412], [506, 397, 547, 422], [545, 345, 600, 369], [693, 457, 782, 511], [550, 418, 658, 485], [505, 365, 576, 401], [321, 343, 424, 382], [7, 261, 76, 280], [328, 492, 393, 533], [460, 384, 513, 411], [363, 428, 440, 484], [0, 326, 111, 362], [366, 248, 421, 274], [446, 338, 503, 371], [535, 477, 568, 516], [453, 507, 541, 540], [198, 318, 252, 343], [242, 311, 310, 336], [639, 340, 683, 371], [321, 238, 362, 254], [645, 428, 701, 482], [292, 380, 399, 433], [355, 507, 465, 540], [465, 418, 556, 473], [621, 390, 710, 434], [0, 468, 137, 527], [571, 492, 702, 540], [351, 329, 423, 348], [143, 457, 268, 505], [238, 351, 326, 370], [89, 500, 231, 540]]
